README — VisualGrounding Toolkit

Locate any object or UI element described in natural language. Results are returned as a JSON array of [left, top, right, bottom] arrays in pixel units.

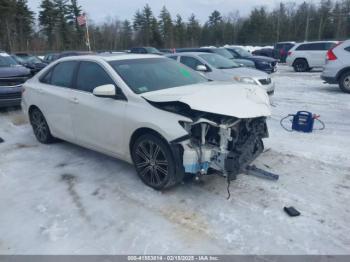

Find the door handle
[[70, 97, 79, 104]]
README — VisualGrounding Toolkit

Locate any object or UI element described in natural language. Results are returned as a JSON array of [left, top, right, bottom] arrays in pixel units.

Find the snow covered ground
[[0, 65, 349, 255]]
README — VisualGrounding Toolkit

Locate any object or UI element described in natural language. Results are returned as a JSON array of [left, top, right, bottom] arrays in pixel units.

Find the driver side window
[[75, 61, 115, 93], [180, 56, 204, 70]]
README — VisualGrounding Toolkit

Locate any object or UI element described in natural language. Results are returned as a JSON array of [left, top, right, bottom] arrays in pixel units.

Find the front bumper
[[256, 62, 277, 74], [0, 86, 23, 108]]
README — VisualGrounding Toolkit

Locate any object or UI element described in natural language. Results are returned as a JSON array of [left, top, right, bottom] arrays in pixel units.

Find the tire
[[293, 59, 309, 72], [131, 133, 181, 190], [339, 71, 350, 93], [29, 108, 55, 144]]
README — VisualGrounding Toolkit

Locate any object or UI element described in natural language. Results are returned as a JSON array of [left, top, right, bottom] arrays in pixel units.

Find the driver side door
[[70, 61, 127, 157]]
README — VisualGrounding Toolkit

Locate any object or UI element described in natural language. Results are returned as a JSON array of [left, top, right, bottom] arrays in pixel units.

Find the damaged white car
[[22, 54, 271, 190]]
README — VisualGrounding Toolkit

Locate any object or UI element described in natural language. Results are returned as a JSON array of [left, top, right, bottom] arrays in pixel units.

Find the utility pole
[[305, 5, 310, 41]]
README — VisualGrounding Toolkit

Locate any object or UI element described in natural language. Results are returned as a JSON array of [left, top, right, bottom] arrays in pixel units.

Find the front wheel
[[293, 59, 309, 72], [131, 134, 180, 190], [29, 108, 55, 144], [339, 71, 350, 93]]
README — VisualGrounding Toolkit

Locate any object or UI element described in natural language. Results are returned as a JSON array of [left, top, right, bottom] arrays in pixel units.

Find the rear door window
[[50, 61, 77, 88], [75, 61, 115, 93], [296, 43, 331, 51]]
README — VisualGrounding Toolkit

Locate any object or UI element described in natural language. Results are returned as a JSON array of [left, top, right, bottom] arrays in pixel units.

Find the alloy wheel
[[31, 110, 48, 142], [343, 76, 350, 90], [134, 140, 169, 187]]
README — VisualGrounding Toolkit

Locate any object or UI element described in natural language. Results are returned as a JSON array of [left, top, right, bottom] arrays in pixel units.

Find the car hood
[[220, 67, 269, 79], [142, 81, 271, 119], [0, 66, 31, 78]]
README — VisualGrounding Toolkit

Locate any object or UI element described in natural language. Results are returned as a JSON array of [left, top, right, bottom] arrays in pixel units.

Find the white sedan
[[22, 54, 271, 190]]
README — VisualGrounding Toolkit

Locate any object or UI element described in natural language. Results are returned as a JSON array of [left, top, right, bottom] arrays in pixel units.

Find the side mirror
[[93, 84, 116, 98], [196, 65, 207, 72]]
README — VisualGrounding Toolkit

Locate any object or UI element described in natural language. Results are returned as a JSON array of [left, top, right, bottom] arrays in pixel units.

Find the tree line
[[0, 0, 349, 53]]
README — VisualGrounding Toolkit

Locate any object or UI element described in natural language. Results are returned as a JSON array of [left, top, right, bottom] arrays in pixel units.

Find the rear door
[[70, 61, 127, 156], [37, 61, 78, 141]]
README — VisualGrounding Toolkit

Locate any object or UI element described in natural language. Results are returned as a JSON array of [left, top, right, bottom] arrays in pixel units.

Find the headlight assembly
[[234, 76, 258, 85]]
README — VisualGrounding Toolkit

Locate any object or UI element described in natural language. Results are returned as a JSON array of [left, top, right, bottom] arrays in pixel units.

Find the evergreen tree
[[174, 14, 186, 47], [121, 19, 133, 49], [187, 14, 201, 47], [159, 6, 173, 47], [39, 0, 57, 49]]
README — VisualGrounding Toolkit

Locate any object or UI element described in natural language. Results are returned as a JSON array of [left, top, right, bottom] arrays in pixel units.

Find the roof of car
[[295, 40, 338, 45], [58, 53, 163, 62], [168, 52, 215, 57]]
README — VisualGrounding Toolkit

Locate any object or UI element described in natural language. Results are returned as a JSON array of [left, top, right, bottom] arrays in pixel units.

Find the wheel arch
[[129, 127, 169, 156], [292, 57, 308, 66], [336, 67, 350, 81]]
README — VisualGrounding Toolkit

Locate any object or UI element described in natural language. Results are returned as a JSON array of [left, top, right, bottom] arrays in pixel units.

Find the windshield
[[212, 48, 235, 59], [15, 55, 42, 64], [233, 47, 252, 57], [145, 47, 161, 54], [109, 58, 207, 94], [0, 54, 18, 67], [199, 53, 239, 69]]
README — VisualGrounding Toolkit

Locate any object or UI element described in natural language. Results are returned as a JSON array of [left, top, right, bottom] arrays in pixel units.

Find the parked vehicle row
[[225, 46, 277, 74], [0, 51, 31, 108], [22, 54, 271, 190], [167, 52, 275, 95]]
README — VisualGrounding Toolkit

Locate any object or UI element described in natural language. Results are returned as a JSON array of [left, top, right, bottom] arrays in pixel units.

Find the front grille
[[0, 92, 22, 100], [0, 76, 28, 87], [259, 78, 272, 85]]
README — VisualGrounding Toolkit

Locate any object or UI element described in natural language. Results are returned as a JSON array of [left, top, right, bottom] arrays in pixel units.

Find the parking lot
[[0, 65, 349, 254]]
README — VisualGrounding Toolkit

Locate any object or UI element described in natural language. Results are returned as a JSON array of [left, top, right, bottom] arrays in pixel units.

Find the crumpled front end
[[177, 113, 268, 179]]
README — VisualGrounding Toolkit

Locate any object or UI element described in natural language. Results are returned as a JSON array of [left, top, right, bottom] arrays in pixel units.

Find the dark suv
[[226, 47, 278, 73], [12, 53, 47, 75], [0, 52, 31, 108], [130, 47, 163, 55]]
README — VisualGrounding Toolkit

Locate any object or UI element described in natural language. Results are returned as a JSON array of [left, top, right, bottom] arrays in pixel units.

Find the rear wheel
[[29, 108, 55, 144], [131, 134, 181, 190], [339, 71, 350, 93], [293, 59, 309, 72]]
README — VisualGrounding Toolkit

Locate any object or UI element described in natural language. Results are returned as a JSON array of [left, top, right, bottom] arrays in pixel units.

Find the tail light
[[326, 43, 341, 61], [287, 51, 292, 56], [327, 49, 337, 61]]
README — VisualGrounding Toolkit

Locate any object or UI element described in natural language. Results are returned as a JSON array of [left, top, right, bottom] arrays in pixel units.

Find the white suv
[[286, 41, 338, 72], [22, 54, 271, 190], [321, 40, 350, 93]]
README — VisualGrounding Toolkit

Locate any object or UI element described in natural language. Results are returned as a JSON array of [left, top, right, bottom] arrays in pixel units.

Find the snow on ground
[[0, 65, 349, 255]]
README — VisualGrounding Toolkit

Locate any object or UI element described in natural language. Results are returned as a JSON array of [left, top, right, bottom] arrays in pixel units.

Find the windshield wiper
[[217, 66, 236, 69]]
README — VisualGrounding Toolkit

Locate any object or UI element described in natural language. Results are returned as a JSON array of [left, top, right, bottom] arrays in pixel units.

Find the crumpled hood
[[220, 67, 269, 79], [0, 66, 31, 78], [142, 81, 271, 119]]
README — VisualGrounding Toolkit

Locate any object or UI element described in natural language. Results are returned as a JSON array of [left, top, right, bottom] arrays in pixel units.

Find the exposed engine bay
[[149, 101, 269, 180]]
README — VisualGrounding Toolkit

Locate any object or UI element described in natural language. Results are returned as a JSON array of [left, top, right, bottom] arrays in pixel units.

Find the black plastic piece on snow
[[284, 206, 301, 217], [0, 137, 4, 143]]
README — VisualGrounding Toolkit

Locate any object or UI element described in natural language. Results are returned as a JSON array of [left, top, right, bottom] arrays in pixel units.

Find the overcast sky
[[27, 0, 308, 24]]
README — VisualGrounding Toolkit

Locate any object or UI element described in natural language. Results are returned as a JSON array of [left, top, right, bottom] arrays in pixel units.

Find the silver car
[[321, 40, 350, 93], [167, 52, 275, 95]]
